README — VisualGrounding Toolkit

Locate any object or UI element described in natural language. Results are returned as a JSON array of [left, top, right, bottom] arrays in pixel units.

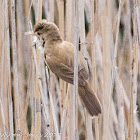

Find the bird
[[31, 19, 101, 116]]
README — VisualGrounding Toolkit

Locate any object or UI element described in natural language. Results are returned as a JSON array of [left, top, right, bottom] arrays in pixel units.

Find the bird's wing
[[61, 41, 89, 80], [44, 41, 89, 84], [44, 54, 74, 84]]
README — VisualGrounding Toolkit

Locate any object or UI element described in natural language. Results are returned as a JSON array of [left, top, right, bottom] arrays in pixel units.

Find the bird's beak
[[25, 32, 36, 36]]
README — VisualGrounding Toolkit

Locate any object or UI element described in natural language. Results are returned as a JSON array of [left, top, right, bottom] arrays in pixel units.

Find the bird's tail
[[78, 81, 102, 116]]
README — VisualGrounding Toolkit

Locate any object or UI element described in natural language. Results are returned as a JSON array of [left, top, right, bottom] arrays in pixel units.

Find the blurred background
[[0, 0, 140, 139]]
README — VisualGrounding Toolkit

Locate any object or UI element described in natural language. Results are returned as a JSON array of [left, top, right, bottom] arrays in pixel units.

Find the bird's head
[[33, 20, 62, 43]]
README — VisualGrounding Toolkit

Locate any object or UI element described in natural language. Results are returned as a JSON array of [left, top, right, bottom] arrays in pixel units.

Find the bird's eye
[[37, 32, 41, 35]]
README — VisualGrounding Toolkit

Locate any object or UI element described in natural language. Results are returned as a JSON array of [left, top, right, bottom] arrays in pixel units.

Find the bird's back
[[44, 41, 89, 83]]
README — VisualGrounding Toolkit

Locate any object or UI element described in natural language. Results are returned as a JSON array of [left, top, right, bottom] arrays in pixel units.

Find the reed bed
[[0, 0, 140, 140]]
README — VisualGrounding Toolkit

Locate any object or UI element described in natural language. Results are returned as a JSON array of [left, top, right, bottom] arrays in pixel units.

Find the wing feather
[[44, 41, 89, 84]]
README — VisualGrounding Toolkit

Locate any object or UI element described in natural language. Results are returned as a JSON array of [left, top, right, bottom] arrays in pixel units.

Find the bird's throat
[[33, 36, 45, 53]]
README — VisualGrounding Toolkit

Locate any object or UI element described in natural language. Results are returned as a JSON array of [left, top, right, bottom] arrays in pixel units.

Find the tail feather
[[78, 81, 102, 116]]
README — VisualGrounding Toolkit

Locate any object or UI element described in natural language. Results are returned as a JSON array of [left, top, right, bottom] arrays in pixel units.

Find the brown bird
[[32, 20, 101, 116]]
